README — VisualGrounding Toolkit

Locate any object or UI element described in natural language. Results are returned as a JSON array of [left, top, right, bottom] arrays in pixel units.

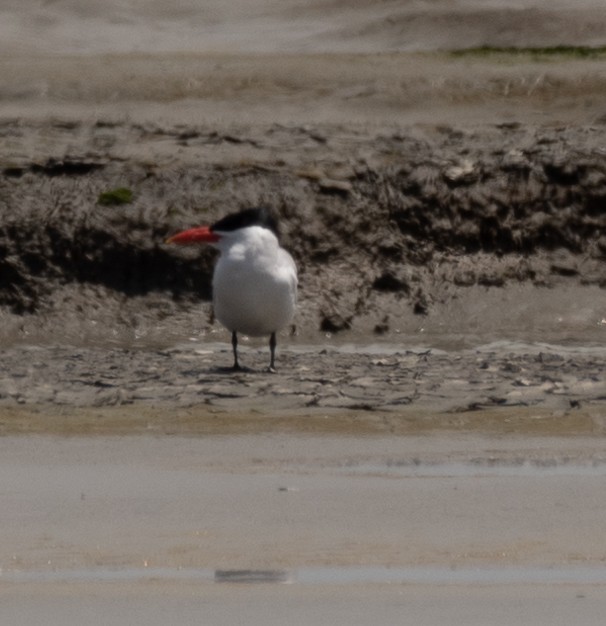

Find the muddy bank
[[0, 120, 604, 345], [0, 341, 604, 433]]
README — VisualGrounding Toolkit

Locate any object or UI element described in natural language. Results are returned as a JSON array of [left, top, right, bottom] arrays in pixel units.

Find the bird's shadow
[[213, 365, 253, 375], [209, 365, 277, 376]]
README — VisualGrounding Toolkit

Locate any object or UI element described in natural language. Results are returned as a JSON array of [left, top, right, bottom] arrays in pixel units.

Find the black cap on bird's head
[[211, 207, 279, 237], [166, 207, 280, 245]]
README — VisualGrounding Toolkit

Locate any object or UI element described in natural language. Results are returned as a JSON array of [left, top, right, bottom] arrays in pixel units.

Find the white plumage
[[212, 225, 297, 338]]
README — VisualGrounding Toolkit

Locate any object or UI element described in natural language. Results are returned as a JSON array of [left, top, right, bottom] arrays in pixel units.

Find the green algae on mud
[[97, 187, 135, 206]]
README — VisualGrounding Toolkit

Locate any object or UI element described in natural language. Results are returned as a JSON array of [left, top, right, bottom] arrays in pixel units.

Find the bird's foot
[[266, 366, 277, 374]]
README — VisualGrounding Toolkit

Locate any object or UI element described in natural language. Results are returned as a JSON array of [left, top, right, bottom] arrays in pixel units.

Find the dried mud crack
[[0, 343, 604, 436]]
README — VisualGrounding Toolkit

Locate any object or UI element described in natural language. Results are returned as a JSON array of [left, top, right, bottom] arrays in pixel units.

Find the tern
[[167, 207, 298, 371]]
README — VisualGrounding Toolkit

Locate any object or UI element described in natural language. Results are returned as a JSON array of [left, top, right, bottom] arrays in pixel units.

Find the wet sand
[[4, 583, 606, 626], [2, 434, 606, 625]]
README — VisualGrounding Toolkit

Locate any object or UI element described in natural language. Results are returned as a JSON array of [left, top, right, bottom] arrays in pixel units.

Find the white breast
[[212, 227, 297, 337]]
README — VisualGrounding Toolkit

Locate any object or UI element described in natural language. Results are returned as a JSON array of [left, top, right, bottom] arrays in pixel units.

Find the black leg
[[268, 332, 277, 372], [231, 330, 240, 370]]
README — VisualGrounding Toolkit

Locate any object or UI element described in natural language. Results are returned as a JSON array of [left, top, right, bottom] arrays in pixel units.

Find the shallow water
[[2, 434, 606, 626], [4, 564, 606, 586]]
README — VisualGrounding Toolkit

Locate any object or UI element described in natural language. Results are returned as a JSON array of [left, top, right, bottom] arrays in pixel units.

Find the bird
[[167, 207, 297, 372]]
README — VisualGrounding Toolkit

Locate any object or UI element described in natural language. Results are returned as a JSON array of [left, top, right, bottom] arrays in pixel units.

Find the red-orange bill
[[166, 226, 220, 244]]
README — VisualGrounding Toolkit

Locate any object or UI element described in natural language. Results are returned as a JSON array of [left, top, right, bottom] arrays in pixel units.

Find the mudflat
[[1, 1, 605, 624]]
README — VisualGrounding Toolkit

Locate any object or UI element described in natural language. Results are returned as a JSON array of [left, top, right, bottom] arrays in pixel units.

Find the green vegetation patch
[[98, 187, 134, 206], [450, 45, 606, 60]]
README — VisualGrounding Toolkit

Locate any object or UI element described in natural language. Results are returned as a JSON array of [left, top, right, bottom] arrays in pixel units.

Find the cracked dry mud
[[0, 341, 604, 437]]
